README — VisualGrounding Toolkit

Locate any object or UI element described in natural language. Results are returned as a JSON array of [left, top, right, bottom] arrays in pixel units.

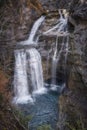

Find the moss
[[66, 118, 87, 130], [13, 109, 33, 129], [37, 124, 52, 130]]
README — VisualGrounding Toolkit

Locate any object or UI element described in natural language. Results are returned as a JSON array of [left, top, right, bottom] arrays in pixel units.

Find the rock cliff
[[57, 0, 87, 130], [0, 0, 87, 130]]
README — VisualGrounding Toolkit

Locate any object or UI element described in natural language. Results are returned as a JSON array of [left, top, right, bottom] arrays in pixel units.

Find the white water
[[13, 16, 45, 104], [19, 16, 45, 45], [46, 47, 52, 77], [26, 48, 46, 94], [51, 36, 59, 85], [43, 10, 68, 35], [28, 16, 45, 42], [13, 50, 33, 104], [13, 10, 69, 104], [50, 10, 69, 86], [65, 36, 69, 64]]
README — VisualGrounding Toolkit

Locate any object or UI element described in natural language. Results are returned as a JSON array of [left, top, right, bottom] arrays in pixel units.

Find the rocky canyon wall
[[0, 0, 87, 130], [0, 0, 68, 84], [0, 0, 44, 77], [58, 0, 87, 130]]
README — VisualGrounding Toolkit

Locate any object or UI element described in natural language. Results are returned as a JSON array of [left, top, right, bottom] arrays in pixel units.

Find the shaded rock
[[70, 0, 87, 21], [57, 0, 71, 9], [58, 1, 87, 130]]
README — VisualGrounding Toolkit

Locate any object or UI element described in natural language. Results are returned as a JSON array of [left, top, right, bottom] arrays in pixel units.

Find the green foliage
[[66, 118, 86, 130], [14, 109, 33, 129], [66, 122, 76, 130], [37, 124, 52, 130]]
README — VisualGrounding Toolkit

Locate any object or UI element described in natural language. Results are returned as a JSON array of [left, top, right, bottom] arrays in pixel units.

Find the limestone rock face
[[39, 0, 58, 11], [57, 0, 71, 9], [57, 1, 87, 130], [70, 0, 87, 20], [69, 0, 87, 86], [0, 0, 44, 74], [39, 0, 71, 11], [0, 0, 87, 129]]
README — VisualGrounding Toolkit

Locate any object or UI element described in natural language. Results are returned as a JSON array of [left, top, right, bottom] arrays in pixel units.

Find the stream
[[13, 9, 68, 130], [17, 84, 63, 130]]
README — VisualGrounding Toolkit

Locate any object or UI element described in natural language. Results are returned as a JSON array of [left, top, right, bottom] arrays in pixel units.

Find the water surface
[[18, 85, 61, 130]]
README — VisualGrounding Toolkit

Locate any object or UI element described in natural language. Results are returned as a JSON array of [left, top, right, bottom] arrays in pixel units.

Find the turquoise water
[[18, 84, 62, 130]]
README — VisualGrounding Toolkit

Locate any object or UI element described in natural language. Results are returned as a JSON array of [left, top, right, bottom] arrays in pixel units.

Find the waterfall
[[13, 10, 69, 103], [51, 36, 59, 85], [65, 36, 69, 64], [19, 16, 45, 45], [50, 10, 69, 86], [13, 49, 33, 104], [26, 48, 45, 94], [28, 16, 45, 43], [13, 16, 45, 104], [43, 10, 68, 35], [46, 47, 52, 77]]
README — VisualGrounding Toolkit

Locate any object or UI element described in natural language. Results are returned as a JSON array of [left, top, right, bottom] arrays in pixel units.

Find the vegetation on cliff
[[0, 0, 87, 130], [0, 0, 44, 129]]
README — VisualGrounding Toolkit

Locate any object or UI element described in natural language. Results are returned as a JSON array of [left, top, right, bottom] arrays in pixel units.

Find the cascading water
[[51, 36, 59, 85], [51, 10, 68, 85], [13, 16, 45, 104], [13, 10, 70, 130], [13, 49, 33, 104], [51, 35, 66, 85], [19, 16, 45, 45], [65, 36, 69, 64], [43, 10, 69, 88], [28, 16, 45, 43], [51, 10, 69, 86], [43, 10, 68, 36], [26, 48, 45, 94], [46, 47, 52, 77]]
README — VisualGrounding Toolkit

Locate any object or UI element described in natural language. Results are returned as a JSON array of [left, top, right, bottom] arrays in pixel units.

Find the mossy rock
[[37, 124, 52, 130]]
